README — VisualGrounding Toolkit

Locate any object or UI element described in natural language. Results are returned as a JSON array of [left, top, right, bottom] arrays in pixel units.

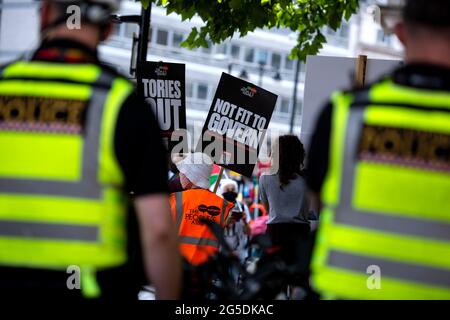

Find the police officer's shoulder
[[341, 67, 394, 94], [347, 86, 371, 106], [99, 62, 132, 83], [97, 62, 137, 102], [341, 73, 392, 107], [0, 58, 22, 78], [0, 63, 9, 78]]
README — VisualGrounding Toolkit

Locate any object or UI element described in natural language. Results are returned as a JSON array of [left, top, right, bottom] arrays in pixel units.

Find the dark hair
[[404, 0, 450, 28], [276, 135, 305, 188]]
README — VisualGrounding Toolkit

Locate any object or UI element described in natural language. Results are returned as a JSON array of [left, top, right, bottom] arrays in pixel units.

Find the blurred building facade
[[0, 0, 403, 143]]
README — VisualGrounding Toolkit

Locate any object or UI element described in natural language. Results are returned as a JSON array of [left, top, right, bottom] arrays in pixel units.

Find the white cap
[[175, 153, 213, 190], [219, 179, 238, 194]]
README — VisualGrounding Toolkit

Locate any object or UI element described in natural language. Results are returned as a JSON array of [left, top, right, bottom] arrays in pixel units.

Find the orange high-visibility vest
[[170, 189, 233, 265]]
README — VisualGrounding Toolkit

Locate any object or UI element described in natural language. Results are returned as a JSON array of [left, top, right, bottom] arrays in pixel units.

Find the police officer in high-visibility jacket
[[0, 0, 181, 299], [169, 153, 234, 266], [306, 0, 450, 299]]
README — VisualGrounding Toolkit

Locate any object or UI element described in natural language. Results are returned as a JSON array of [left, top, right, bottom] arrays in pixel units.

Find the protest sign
[[301, 55, 402, 147], [138, 61, 187, 152], [197, 73, 277, 177]]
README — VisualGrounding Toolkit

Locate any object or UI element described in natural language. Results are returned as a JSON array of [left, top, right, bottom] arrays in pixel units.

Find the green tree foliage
[[138, 0, 359, 61]]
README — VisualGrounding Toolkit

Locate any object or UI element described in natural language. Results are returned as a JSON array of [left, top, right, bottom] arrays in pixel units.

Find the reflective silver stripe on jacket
[[179, 236, 219, 248], [220, 200, 228, 226], [175, 191, 183, 232], [0, 220, 98, 242], [0, 71, 114, 199], [328, 250, 450, 288]]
